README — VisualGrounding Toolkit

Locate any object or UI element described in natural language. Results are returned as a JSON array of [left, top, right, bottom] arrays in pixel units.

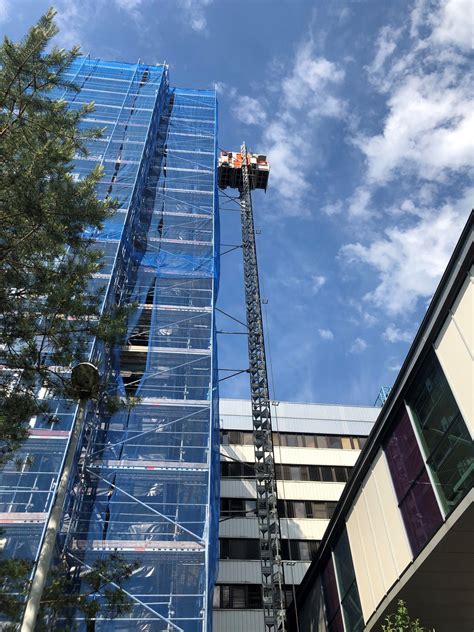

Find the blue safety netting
[[0, 58, 219, 632]]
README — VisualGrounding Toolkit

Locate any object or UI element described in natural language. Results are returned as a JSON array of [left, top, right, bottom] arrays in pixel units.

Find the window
[[277, 500, 337, 520], [221, 461, 254, 477], [322, 558, 344, 632], [280, 539, 320, 561], [220, 498, 257, 518], [407, 349, 474, 511], [327, 436, 342, 449], [220, 538, 260, 560], [384, 409, 442, 555], [333, 529, 364, 632], [213, 584, 262, 609]]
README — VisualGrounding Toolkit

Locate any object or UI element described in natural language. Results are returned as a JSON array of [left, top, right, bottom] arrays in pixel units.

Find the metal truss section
[[239, 143, 286, 632]]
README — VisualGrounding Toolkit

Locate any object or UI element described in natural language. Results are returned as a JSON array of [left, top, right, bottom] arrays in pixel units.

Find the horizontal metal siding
[[213, 610, 265, 632], [220, 479, 345, 501], [219, 399, 379, 434], [219, 517, 330, 540], [221, 445, 361, 467], [217, 560, 311, 584]]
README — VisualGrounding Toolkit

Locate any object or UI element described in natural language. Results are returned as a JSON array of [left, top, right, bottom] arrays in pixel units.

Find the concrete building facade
[[213, 399, 379, 632]]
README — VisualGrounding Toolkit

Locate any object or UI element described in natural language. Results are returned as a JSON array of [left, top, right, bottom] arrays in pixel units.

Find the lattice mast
[[218, 144, 286, 632]]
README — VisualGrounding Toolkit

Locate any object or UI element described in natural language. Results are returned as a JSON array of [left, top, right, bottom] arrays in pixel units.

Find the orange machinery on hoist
[[217, 150, 269, 191]]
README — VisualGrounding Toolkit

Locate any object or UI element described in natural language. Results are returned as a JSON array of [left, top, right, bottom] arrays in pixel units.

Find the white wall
[[434, 268, 474, 436], [346, 449, 412, 622]]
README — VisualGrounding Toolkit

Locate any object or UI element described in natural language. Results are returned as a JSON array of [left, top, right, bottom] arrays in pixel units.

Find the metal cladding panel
[[220, 398, 378, 435], [221, 445, 361, 467], [217, 560, 262, 583], [213, 610, 265, 632], [346, 450, 412, 622], [220, 479, 257, 499], [219, 517, 329, 541], [434, 269, 474, 433], [280, 518, 330, 541], [277, 481, 345, 501]]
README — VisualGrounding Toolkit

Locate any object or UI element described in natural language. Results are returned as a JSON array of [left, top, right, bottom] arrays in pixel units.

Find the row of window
[[221, 430, 366, 450], [278, 499, 337, 520], [220, 538, 320, 561], [221, 461, 353, 483], [213, 584, 296, 610], [220, 497, 337, 520]]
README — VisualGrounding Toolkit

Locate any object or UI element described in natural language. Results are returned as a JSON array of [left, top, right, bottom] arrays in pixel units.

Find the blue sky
[[4, 0, 473, 405]]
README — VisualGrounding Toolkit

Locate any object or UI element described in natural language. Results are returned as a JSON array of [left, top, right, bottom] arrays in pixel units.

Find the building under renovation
[[1, 58, 220, 631]]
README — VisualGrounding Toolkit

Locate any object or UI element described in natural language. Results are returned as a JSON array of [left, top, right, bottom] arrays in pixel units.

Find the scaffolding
[[1, 58, 220, 632]]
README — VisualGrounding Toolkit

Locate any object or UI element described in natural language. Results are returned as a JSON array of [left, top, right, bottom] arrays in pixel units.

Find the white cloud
[[178, 0, 214, 32], [349, 337, 368, 354], [115, 0, 143, 10], [430, 0, 473, 50], [367, 25, 402, 78], [322, 200, 343, 216], [260, 40, 346, 215], [383, 325, 414, 343], [348, 186, 372, 218], [358, 72, 474, 184], [318, 328, 334, 340], [341, 192, 472, 315], [311, 275, 326, 294], [231, 96, 267, 126], [0, 0, 9, 23]]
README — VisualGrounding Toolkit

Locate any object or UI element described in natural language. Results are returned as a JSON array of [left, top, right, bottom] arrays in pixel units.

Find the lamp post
[[21, 362, 99, 632]]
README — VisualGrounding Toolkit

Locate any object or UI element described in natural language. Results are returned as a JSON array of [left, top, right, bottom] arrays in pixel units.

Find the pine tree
[[0, 9, 133, 628], [0, 8, 119, 464]]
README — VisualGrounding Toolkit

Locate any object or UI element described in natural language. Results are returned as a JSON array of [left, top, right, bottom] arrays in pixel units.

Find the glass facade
[[321, 557, 344, 632], [407, 348, 474, 512], [333, 530, 363, 632], [384, 410, 442, 555]]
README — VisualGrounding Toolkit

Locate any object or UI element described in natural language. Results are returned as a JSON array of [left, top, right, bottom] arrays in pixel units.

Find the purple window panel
[[322, 558, 344, 632], [384, 411, 424, 499], [384, 410, 442, 556], [400, 469, 443, 555]]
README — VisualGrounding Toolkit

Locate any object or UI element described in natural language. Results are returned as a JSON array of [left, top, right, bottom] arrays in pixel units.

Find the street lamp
[[21, 362, 99, 632]]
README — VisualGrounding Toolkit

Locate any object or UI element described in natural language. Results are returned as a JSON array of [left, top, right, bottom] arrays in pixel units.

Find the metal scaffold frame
[[238, 143, 286, 632]]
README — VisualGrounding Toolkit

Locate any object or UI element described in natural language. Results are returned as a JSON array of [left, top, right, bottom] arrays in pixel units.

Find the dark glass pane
[[317, 436, 328, 449], [280, 539, 289, 559], [304, 435, 316, 448], [334, 467, 347, 483], [290, 465, 302, 480], [312, 502, 327, 518], [333, 529, 355, 596], [286, 434, 298, 447], [341, 582, 364, 632], [384, 410, 425, 500], [407, 349, 474, 510], [328, 436, 342, 449], [232, 585, 245, 608], [428, 414, 474, 505], [320, 466, 333, 482], [326, 502, 337, 519], [221, 585, 231, 608], [244, 432, 254, 445], [309, 465, 320, 481], [247, 585, 262, 609], [322, 558, 344, 632], [293, 501, 306, 519], [400, 469, 442, 555], [273, 432, 280, 446]]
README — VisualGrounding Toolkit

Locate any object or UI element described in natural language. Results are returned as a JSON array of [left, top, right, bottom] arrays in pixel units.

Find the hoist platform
[[218, 150, 270, 190]]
